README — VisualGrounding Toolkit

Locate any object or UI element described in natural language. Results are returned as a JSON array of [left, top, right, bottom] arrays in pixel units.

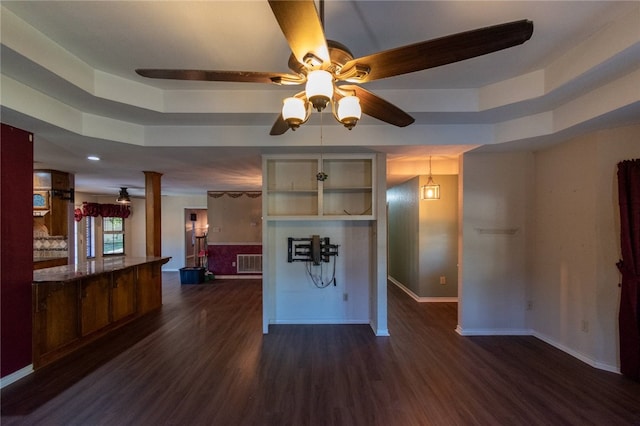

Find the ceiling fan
[[136, 0, 533, 135]]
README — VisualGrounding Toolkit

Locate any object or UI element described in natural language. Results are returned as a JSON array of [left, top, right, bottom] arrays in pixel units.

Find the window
[[103, 217, 124, 255], [86, 216, 95, 258]]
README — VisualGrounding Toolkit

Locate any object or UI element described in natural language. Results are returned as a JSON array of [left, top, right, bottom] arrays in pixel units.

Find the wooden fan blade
[[268, 0, 330, 66], [136, 69, 304, 85], [340, 85, 414, 127], [270, 114, 290, 136], [341, 20, 534, 83]]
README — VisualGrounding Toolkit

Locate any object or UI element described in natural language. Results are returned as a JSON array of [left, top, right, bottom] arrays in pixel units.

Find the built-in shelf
[[263, 154, 375, 220]]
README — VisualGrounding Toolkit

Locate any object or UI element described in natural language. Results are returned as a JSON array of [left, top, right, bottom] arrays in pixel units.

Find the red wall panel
[[207, 244, 262, 275], [1, 123, 34, 377]]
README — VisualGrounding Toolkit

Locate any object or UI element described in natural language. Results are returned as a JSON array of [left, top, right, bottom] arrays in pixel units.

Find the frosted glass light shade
[[282, 97, 306, 121], [306, 70, 333, 111], [337, 95, 361, 130], [282, 97, 306, 129]]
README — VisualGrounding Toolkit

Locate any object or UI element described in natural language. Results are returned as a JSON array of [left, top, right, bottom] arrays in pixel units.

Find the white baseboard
[[455, 325, 531, 336], [388, 276, 458, 303], [167, 270, 262, 280], [1, 364, 33, 389], [213, 275, 262, 279], [532, 331, 620, 374], [272, 319, 369, 325], [454, 326, 620, 374]]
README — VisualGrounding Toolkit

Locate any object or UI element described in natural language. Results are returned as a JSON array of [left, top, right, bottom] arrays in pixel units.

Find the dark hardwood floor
[[2, 273, 639, 425]]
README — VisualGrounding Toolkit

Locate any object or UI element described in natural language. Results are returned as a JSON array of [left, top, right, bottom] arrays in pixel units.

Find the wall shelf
[[262, 154, 375, 220]]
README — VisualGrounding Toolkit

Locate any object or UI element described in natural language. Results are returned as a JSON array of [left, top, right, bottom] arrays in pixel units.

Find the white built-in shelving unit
[[261, 153, 388, 336], [263, 154, 375, 220]]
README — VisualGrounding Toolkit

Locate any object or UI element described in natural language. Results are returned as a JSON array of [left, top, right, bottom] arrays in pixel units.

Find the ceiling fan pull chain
[[317, 111, 328, 182], [320, 110, 324, 162], [320, 109, 323, 145]]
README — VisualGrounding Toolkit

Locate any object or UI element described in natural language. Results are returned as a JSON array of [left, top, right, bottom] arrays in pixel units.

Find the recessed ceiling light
[[87, 155, 100, 161]]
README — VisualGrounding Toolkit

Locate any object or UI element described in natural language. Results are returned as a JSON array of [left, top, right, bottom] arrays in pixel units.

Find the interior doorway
[[184, 209, 208, 267]]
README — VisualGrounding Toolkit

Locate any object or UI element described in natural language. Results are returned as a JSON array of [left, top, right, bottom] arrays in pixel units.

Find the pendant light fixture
[[116, 187, 131, 204], [420, 156, 440, 200]]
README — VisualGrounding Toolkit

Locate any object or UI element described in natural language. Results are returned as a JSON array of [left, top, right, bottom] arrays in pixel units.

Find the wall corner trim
[[371, 323, 390, 336]]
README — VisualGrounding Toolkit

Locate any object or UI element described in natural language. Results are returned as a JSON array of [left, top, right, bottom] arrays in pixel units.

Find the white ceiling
[[1, 1, 639, 197]]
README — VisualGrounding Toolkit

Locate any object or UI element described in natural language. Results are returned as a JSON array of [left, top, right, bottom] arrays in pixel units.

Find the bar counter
[[32, 256, 170, 369], [33, 256, 169, 283]]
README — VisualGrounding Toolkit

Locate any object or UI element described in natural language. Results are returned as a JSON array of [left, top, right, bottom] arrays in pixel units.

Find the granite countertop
[[33, 256, 170, 283]]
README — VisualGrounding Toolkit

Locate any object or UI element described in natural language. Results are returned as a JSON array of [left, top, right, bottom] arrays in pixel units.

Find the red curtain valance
[[208, 191, 261, 199], [74, 202, 131, 221]]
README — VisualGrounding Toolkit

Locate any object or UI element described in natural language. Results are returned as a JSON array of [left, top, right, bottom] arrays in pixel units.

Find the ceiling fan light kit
[[135, 0, 533, 136]]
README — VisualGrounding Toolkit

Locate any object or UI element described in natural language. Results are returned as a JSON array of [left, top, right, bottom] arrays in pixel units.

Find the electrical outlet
[[439, 276, 446, 285], [526, 301, 533, 310], [232, 261, 236, 267], [343, 293, 348, 301], [581, 320, 589, 333]]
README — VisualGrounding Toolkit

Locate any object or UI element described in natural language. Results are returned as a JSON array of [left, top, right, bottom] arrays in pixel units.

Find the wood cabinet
[[32, 257, 170, 369], [80, 274, 111, 336], [263, 154, 375, 220], [112, 267, 136, 322], [48, 171, 70, 236], [136, 262, 162, 315], [34, 170, 70, 236], [33, 282, 79, 358]]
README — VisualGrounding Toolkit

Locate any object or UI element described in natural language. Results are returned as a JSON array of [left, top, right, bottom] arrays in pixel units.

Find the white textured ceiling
[[1, 1, 639, 196]]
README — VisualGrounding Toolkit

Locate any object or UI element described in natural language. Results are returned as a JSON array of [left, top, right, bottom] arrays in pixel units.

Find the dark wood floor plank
[[2, 273, 640, 425]]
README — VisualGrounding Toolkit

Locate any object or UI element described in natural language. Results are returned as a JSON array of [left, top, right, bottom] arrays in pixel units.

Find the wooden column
[[144, 171, 162, 257]]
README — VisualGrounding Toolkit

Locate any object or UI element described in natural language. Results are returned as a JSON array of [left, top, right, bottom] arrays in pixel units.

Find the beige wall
[[419, 174, 458, 298], [387, 177, 419, 294], [530, 124, 640, 371], [387, 174, 459, 298], [459, 151, 534, 333], [459, 123, 640, 372], [161, 194, 208, 270], [207, 194, 262, 243]]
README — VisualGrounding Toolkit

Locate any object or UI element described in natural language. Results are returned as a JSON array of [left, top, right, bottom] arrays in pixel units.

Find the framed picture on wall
[[33, 190, 49, 210]]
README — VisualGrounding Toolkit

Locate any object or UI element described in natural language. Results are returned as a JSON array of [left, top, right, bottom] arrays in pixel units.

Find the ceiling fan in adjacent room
[[136, 0, 533, 135]]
